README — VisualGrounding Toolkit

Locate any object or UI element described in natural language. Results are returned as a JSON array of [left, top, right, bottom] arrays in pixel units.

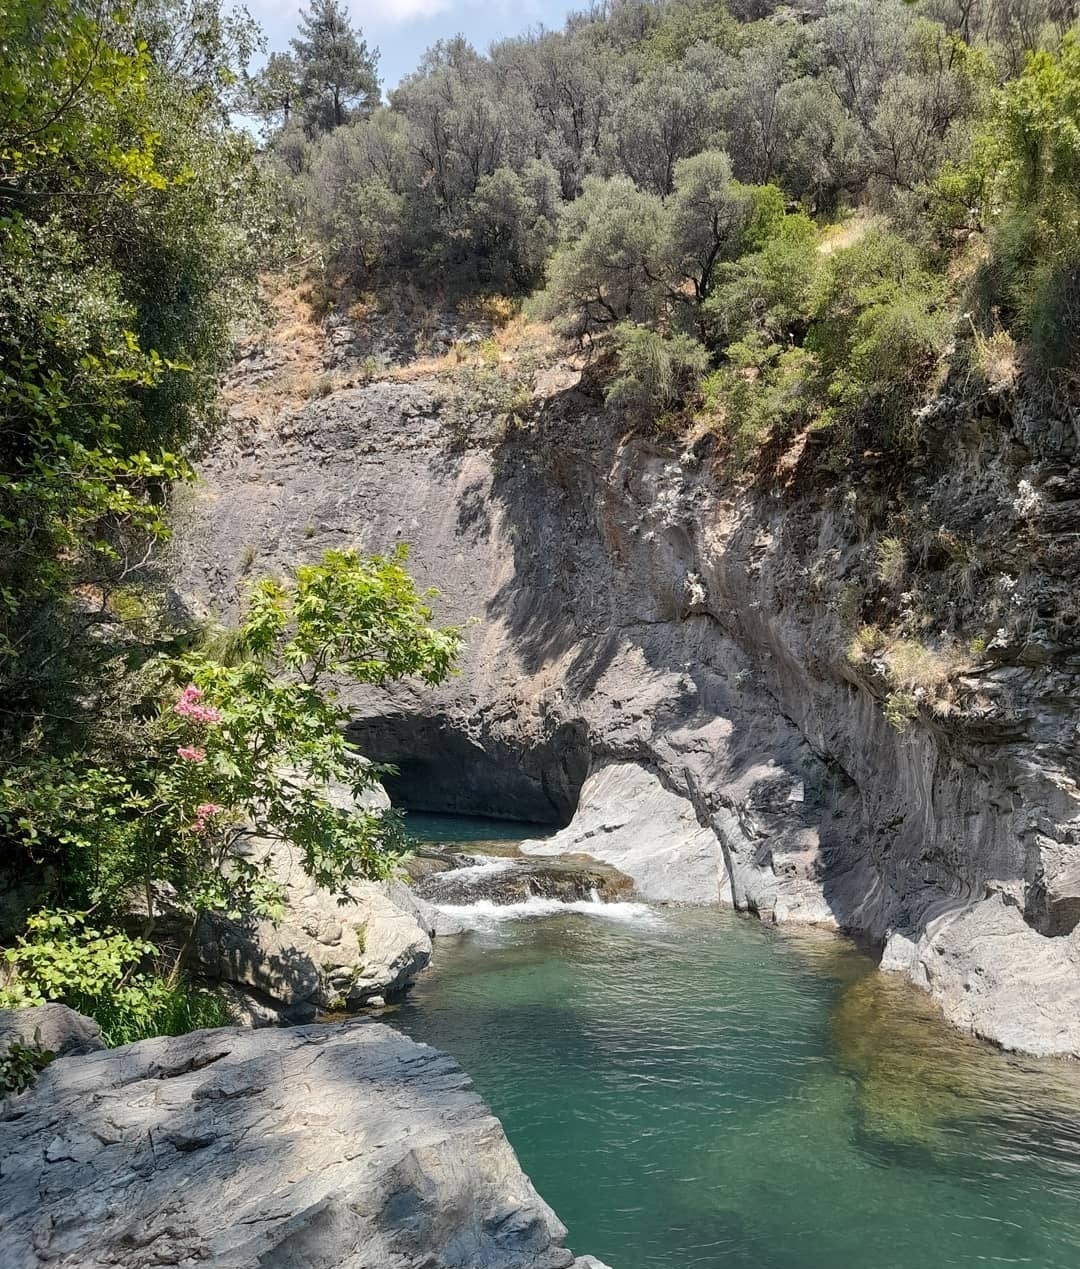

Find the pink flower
[[176, 746, 206, 763], [190, 802, 224, 834], [173, 685, 222, 725]]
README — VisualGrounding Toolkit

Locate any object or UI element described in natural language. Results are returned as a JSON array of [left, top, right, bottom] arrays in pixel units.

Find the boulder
[[196, 839, 431, 1020], [521, 763, 727, 905], [0, 1021, 607, 1268], [0, 1005, 103, 1059]]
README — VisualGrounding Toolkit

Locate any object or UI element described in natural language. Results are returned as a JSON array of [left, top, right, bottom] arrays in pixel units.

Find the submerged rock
[[0, 1020, 608, 1268]]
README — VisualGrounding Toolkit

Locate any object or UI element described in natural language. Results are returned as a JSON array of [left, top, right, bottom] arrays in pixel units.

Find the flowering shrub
[[0, 547, 460, 974]]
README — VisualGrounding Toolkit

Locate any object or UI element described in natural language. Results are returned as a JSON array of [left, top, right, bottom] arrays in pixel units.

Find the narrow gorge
[[178, 336, 1080, 1059]]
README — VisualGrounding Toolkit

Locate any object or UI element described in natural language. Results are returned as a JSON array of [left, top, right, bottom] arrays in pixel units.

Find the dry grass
[[972, 324, 1021, 392], [457, 294, 518, 328], [847, 625, 970, 727], [817, 211, 880, 257], [223, 276, 325, 424], [384, 314, 560, 384]]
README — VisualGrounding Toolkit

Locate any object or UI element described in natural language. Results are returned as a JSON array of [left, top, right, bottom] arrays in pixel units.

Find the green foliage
[[956, 29, 1080, 370], [0, 1035, 55, 1095], [0, 0, 267, 729], [0, 911, 233, 1046], [703, 210, 820, 341], [606, 324, 710, 424], [807, 229, 950, 446], [531, 177, 665, 337], [1, 549, 459, 943]]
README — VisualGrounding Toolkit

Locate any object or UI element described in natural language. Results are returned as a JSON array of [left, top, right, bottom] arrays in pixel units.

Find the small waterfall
[[408, 844, 639, 924]]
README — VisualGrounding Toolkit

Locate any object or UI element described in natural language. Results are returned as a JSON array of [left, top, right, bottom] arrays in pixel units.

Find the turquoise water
[[393, 819, 1080, 1269]]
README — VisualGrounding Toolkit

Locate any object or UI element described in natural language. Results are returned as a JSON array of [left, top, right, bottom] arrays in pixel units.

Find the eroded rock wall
[[176, 370, 1080, 1056]]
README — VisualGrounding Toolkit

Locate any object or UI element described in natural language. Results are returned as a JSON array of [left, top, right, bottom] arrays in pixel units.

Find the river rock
[[195, 839, 431, 1019], [0, 1021, 605, 1268], [0, 1005, 103, 1059], [414, 851, 634, 907], [520, 763, 727, 904]]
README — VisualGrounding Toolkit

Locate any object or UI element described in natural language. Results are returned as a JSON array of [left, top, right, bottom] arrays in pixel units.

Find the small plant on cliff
[[0, 1034, 55, 1095], [606, 324, 710, 426]]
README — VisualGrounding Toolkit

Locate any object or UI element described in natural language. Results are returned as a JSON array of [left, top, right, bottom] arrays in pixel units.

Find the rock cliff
[[176, 356, 1080, 1058], [0, 1018, 608, 1269]]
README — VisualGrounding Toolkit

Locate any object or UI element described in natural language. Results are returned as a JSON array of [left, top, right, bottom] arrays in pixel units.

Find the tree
[[664, 150, 757, 302], [0, 0, 266, 733], [132, 0, 263, 113], [251, 51, 301, 129], [606, 65, 719, 194], [0, 550, 460, 955], [290, 0, 379, 134], [531, 176, 666, 337], [466, 161, 559, 287]]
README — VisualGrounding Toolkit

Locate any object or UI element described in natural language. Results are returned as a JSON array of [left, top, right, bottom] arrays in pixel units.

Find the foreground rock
[[0, 1020, 610, 1269], [195, 840, 432, 1022]]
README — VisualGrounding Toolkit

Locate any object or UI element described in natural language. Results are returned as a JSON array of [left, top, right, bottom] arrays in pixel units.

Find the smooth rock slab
[[520, 762, 728, 905], [0, 1021, 604, 1269], [0, 1005, 103, 1059]]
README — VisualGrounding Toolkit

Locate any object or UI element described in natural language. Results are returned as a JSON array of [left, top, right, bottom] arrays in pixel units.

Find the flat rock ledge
[[0, 1020, 610, 1269]]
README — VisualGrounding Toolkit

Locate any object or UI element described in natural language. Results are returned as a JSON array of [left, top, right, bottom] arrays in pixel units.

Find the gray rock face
[[175, 370, 1080, 1057], [195, 839, 432, 1020], [520, 763, 728, 904], [0, 1005, 103, 1059], [0, 1021, 604, 1269]]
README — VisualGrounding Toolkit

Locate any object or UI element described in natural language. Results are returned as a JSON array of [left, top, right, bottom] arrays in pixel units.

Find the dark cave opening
[[346, 712, 590, 827]]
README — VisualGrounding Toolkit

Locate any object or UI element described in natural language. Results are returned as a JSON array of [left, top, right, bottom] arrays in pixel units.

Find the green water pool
[[393, 819, 1080, 1269]]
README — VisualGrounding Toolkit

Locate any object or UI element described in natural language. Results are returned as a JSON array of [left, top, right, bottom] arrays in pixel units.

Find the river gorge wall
[[176, 351, 1080, 1058]]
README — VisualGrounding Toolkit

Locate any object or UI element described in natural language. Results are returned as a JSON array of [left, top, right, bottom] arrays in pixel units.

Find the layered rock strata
[[0, 1018, 609, 1269]]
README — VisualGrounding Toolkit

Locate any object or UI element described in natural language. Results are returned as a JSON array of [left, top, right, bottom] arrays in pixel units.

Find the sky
[[246, 1, 582, 89]]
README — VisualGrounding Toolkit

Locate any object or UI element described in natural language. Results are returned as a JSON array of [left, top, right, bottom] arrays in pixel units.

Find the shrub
[[953, 31, 1080, 372], [702, 340, 823, 461], [530, 177, 666, 338], [875, 536, 907, 588], [808, 229, 950, 448], [0, 910, 234, 1047], [0, 1036, 55, 1095], [605, 324, 710, 425], [704, 211, 820, 344]]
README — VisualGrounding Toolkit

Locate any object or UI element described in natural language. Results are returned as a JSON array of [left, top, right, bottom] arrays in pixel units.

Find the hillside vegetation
[[263, 0, 1079, 458]]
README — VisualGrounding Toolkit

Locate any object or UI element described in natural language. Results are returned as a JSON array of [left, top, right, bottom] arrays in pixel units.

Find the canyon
[[176, 336, 1080, 1058]]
